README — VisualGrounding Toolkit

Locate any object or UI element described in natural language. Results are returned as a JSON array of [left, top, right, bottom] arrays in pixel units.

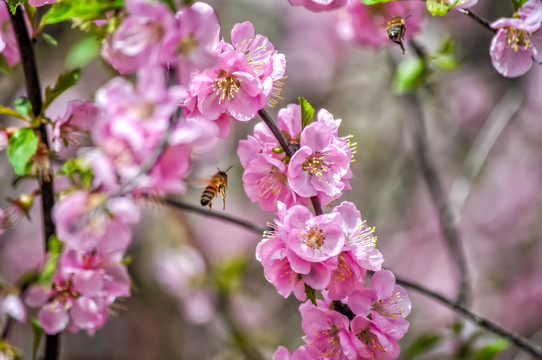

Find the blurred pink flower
[[0, 293, 26, 323], [288, 0, 347, 12], [175, 2, 221, 85], [0, 3, 20, 66], [28, 0, 57, 6], [490, 0, 542, 77], [337, 1, 424, 48], [102, 0, 180, 73], [51, 100, 100, 152], [273, 345, 320, 360]]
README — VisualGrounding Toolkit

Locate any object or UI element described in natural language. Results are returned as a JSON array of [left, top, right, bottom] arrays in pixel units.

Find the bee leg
[[399, 41, 405, 55], [221, 188, 226, 210], [208, 201, 213, 211]]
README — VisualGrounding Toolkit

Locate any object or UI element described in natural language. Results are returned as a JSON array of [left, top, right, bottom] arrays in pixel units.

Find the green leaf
[[213, 258, 247, 294], [299, 97, 315, 129], [47, 235, 63, 255], [0, 55, 14, 75], [7, 128, 39, 176], [14, 97, 33, 118], [158, 0, 176, 12], [511, 0, 528, 11], [30, 317, 44, 360], [474, 339, 508, 360], [7, 0, 23, 14], [0, 105, 27, 121], [304, 284, 317, 306], [67, 37, 101, 69], [41, 33, 58, 47], [393, 57, 426, 94], [40, 0, 124, 26], [402, 334, 442, 359], [59, 158, 94, 187], [42, 69, 81, 112], [431, 38, 457, 70], [426, 0, 459, 16], [38, 253, 59, 285]]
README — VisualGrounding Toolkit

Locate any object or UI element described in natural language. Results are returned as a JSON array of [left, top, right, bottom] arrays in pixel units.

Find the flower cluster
[[274, 271, 410, 359], [239, 101, 409, 358], [238, 104, 353, 212], [26, 191, 138, 335]]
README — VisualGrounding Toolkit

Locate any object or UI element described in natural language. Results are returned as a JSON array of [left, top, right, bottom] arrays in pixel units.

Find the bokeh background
[[1, 0, 542, 359]]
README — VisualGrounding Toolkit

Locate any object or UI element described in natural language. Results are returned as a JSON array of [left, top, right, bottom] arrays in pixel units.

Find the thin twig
[[9, 5, 59, 359], [396, 277, 542, 359], [456, 8, 496, 34], [403, 92, 470, 306], [163, 198, 268, 234], [448, 89, 524, 223]]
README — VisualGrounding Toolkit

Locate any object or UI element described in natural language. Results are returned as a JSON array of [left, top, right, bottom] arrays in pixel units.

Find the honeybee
[[200, 166, 232, 211], [386, 15, 411, 54]]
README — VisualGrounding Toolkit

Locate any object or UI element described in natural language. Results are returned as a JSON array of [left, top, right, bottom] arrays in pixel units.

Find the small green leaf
[[0, 55, 14, 75], [474, 339, 508, 360], [38, 253, 59, 285], [30, 317, 44, 359], [47, 235, 63, 255], [511, 0, 528, 11], [0, 105, 27, 121], [158, 0, 176, 12], [393, 57, 426, 94], [43, 69, 81, 112], [59, 158, 94, 187], [304, 284, 317, 306], [41, 33, 58, 47], [426, 0, 459, 16], [432, 54, 457, 70], [67, 37, 101, 69], [213, 258, 247, 294], [403, 334, 443, 359], [7, 0, 23, 14], [299, 97, 315, 129], [40, 0, 124, 26], [14, 97, 33, 118], [8, 128, 39, 176]]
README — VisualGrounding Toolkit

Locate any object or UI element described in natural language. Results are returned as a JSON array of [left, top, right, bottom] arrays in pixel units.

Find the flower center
[[357, 327, 384, 353], [213, 70, 241, 104], [371, 290, 406, 319], [311, 325, 342, 357], [303, 227, 325, 249], [506, 27, 532, 52], [179, 35, 198, 55], [302, 152, 330, 178], [256, 166, 287, 200]]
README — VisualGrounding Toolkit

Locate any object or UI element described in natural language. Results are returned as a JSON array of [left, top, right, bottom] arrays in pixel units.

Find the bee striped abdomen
[[200, 171, 229, 210], [200, 185, 217, 206]]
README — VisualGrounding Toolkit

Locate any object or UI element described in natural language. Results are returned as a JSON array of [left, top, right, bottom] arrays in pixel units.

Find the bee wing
[[187, 178, 212, 188]]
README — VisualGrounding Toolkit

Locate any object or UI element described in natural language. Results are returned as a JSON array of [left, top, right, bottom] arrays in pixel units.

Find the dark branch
[[396, 277, 542, 359], [9, 5, 58, 359], [163, 198, 268, 234], [403, 92, 470, 306], [456, 8, 496, 34]]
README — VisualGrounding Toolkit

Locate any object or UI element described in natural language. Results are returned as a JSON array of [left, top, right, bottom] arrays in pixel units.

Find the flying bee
[[200, 166, 232, 211], [386, 15, 411, 55]]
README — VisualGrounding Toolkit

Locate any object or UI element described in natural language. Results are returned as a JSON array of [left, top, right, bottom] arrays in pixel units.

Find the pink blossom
[[175, 2, 221, 85], [28, 0, 57, 6], [191, 50, 267, 122], [0, 293, 27, 322], [348, 270, 411, 340], [0, 3, 20, 66], [273, 345, 321, 360], [53, 190, 140, 253], [490, 0, 542, 77], [349, 315, 401, 360], [102, 0, 180, 73], [337, 1, 424, 48], [51, 100, 100, 152], [288, 0, 348, 12], [288, 111, 352, 200], [299, 299, 356, 359]]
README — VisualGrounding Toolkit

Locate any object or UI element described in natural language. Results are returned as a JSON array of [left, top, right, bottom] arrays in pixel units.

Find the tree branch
[[403, 92, 470, 306], [396, 277, 542, 359], [9, 5, 59, 359], [455, 8, 496, 33]]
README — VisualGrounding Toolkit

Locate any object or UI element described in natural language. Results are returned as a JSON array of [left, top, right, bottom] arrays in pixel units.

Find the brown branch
[[403, 92, 470, 306], [8, 5, 58, 359], [455, 8, 496, 34], [396, 277, 542, 359]]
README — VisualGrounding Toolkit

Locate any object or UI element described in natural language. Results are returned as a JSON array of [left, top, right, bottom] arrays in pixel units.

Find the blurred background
[[1, 0, 542, 359]]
